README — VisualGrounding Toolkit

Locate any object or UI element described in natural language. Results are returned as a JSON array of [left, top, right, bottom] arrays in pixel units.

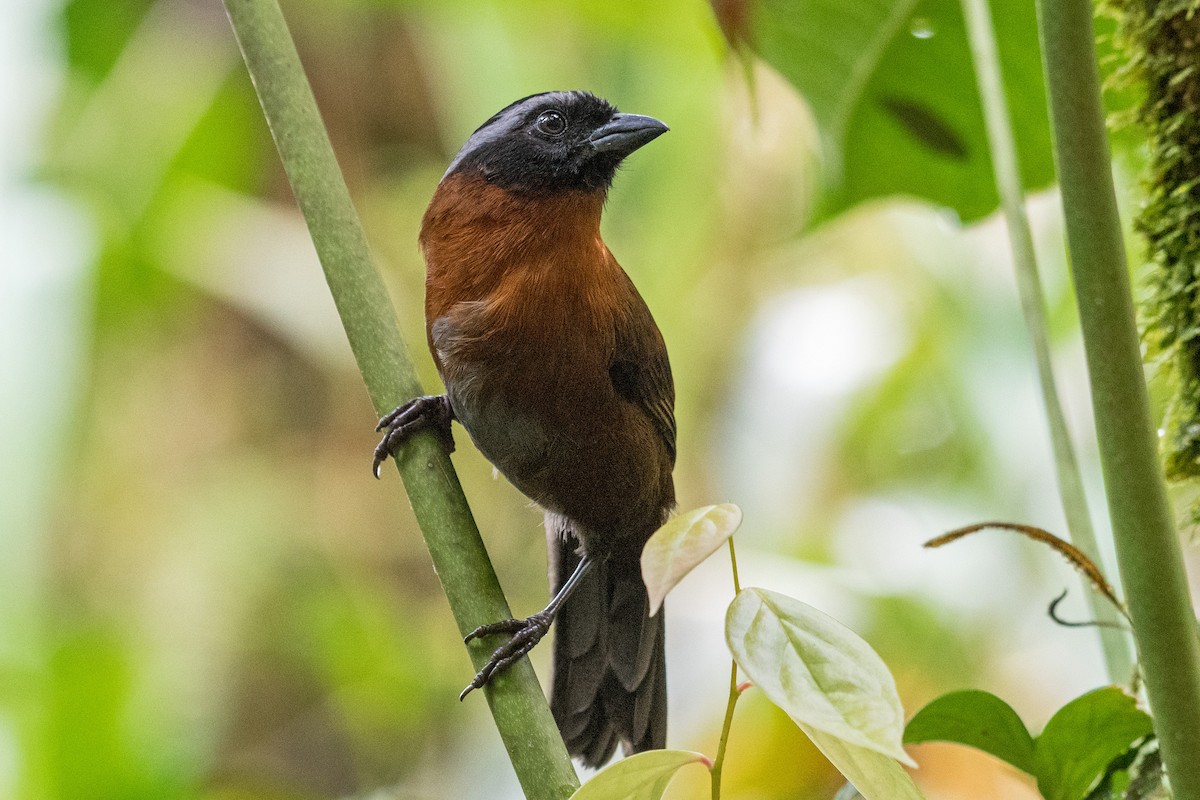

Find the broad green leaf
[[1035, 687, 1154, 800], [641, 503, 742, 615], [805, 725, 927, 800], [719, 0, 1053, 221], [903, 690, 1036, 774], [725, 587, 915, 765], [568, 749, 709, 800]]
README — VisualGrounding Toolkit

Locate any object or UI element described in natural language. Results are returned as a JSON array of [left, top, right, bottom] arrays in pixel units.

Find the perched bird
[[373, 91, 675, 767]]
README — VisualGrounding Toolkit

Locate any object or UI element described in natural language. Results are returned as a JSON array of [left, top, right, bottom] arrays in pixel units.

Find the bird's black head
[[443, 91, 668, 194]]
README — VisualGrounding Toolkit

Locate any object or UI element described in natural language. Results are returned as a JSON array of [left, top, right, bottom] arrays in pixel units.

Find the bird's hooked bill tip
[[588, 113, 669, 156]]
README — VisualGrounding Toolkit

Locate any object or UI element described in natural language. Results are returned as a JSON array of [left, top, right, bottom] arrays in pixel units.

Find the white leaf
[[725, 587, 916, 766], [569, 749, 709, 800], [804, 725, 926, 800], [641, 503, 742, 615]]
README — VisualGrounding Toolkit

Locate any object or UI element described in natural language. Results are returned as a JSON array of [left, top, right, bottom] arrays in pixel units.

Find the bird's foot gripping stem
[[459, 611, 554, 700], [372, 394, 455, 477]]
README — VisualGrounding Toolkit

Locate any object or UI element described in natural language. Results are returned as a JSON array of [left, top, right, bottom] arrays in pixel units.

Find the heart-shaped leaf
[[725, 587, 915, 766], [904, 690, 1036, 774], [902, 686, 1154, 800], [806, 726, 927, 800], [642, 503, 743, 615], [1034, 687, 1154, 800], [568, 749, 709, 800]]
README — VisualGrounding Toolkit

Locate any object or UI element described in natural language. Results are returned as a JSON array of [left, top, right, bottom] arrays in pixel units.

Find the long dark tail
[[549, 530, 667, 768]]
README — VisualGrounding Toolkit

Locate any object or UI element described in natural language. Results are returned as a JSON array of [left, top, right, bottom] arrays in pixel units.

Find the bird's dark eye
[[535, 110, 567, 136]]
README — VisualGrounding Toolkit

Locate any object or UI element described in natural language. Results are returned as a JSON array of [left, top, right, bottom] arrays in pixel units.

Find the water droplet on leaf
[[910, 17, 935, 38]]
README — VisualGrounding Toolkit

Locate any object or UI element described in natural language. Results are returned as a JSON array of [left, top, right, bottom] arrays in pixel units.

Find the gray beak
[[588, 113, 670, 157]]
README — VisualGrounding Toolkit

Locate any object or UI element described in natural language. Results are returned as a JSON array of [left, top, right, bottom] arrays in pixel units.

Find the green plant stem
[[1036, 0, 1200, 795], [711, 538, 745, 800], [959, 0, 1133, 683], [221, 1, 579, 797], [728, 537, 742, 595], [709, 660, 739, 800]]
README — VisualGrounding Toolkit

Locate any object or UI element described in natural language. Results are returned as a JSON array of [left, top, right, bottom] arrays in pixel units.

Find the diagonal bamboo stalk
[[221, 1, 579, 797]]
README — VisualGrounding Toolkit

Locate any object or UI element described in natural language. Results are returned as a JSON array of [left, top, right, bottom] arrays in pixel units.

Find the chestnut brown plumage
[[373, 91, 675, 767]]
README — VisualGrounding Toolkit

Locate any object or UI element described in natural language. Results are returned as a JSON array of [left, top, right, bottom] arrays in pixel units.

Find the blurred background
[[4, 0, 1196, 798]]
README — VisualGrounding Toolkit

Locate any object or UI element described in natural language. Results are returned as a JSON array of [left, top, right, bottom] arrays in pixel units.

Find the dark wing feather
[[609, 281, 676, 465]]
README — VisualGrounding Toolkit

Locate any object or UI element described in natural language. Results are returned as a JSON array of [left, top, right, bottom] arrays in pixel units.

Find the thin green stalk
[[221, 1, 579, 797], [959, 0, 1133, 683], [709, 661, 739, 800], [1036, 0, 1200, 795], [710, 538, 744, 800], [727, 538, 742, 595]]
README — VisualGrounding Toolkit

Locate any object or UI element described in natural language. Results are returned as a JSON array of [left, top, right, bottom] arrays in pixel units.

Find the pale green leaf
[[641, 503, 742, 615], [725, 587, 915, 766], [805, 725, 927, 800], [568, 749, 709, 800]]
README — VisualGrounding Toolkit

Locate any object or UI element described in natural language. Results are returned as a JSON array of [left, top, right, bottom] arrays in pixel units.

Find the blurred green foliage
[[4, 0, 1153, 797], [725, 0, 1054, 222]]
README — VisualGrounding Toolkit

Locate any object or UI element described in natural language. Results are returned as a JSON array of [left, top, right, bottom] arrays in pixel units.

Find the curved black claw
[[372, 395, 455, 478], [460, 612, 553, 700]]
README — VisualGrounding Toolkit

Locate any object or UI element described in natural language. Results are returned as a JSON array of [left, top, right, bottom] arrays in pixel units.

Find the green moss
[[1117, 0, 1200, 480]]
